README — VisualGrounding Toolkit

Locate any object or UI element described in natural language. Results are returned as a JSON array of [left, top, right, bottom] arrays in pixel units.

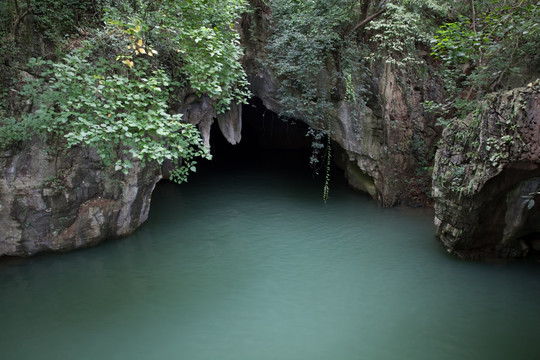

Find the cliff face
[[0, 140, 161, 256], [432, 84, 540, 259], [241, 9, 441, 207], [0, 81, 247, 257]]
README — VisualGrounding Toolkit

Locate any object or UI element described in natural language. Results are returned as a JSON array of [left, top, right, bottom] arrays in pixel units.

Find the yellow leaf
[[138, 48, 146, 54], [137, 39, 143, 47], [135, 25, 141, 32]]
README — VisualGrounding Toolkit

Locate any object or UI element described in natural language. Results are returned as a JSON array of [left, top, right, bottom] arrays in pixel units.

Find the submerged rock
[[432, 84, 540, 259], [0, 140, 161, 257]]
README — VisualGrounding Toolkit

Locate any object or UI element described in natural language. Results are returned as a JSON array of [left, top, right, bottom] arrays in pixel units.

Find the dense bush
[[430, 0, 539, 122], [0, 0, 250, 182]]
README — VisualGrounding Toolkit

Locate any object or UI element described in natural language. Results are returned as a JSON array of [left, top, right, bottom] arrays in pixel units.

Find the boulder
[[0, 139, 161, 257], [432, 83, 540, 259]]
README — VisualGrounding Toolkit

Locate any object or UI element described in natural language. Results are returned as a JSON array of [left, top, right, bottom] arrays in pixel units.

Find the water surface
[[1, 151, 540, 360]]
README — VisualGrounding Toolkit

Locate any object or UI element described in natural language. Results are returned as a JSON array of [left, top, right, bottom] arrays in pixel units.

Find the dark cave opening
[[520, 191, 540, 258], [205, 97, 318, 174], [160, 96, 349, 203], [474, 167, 540, 259]]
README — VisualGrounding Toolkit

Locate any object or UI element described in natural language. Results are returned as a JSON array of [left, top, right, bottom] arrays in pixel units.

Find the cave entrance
[[206, 97, 316, 174], [476, 167, 540, 259], [516, 178, 540, 259]]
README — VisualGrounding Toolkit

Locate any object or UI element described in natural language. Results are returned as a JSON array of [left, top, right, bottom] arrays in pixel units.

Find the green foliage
[[265, 0, 372, 187], [265, 0, 365, 202], [31, 0, 98, 40], [0, 115, 33, 147], [0, 1, 12, 35], [3, 49, 210, 182], [265, 0, 449, 123], [1, 0, 251, 182], [103, 0, 250, 114], [430, 0, 539, 121], [266, 0, 366, 122], [1, 0, 99, 41], [264, 0, 447, 201], [432, 17, 480, 67], [366, 0, 448, 66]]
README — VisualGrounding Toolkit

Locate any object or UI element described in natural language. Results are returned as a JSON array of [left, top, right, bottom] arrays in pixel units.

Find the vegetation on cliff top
[[0, 0, 249, 182], [263, 0, 538, 133], [429, 0, 539, 123], [264, 0, 449, 121]]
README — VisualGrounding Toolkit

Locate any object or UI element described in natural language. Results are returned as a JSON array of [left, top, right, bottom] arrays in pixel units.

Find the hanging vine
[[323, 116, 332, 205]]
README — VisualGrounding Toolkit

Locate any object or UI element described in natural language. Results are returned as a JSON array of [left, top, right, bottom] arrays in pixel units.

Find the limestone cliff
[[241, 7, 441, 207], [0, 140, 161, 257], [0, 68, 246, 257], [0, 2, 445, 257], [432, 83, 540, 259]]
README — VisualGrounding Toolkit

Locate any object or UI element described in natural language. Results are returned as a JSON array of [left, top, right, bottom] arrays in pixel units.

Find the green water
[[1, 152, 540, 360]]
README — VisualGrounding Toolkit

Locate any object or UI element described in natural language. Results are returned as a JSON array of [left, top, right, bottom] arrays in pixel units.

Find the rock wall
[[432, 84, 540, 259], [241, 7, 441, 206], [0, 140, 161, 257], [0, 66, 248, 258], [177, 93, 243, 148]]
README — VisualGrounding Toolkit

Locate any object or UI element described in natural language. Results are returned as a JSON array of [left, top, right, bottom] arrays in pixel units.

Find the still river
[[1, 150, 540, 360]]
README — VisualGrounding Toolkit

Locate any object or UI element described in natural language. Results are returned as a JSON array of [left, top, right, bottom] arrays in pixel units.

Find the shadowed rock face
[[0, 140, 161, 257], [433, 84, 540, 259], [239, 8, 442, 207]]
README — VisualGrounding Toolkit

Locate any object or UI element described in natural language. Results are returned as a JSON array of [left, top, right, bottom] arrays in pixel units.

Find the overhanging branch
[[350, 7, 387, 33]]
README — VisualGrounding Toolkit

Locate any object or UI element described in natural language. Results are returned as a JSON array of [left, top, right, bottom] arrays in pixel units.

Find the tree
[[104, 0, 250, 113], [0, 0, 250, 182], [429, 0, 539, 122]]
